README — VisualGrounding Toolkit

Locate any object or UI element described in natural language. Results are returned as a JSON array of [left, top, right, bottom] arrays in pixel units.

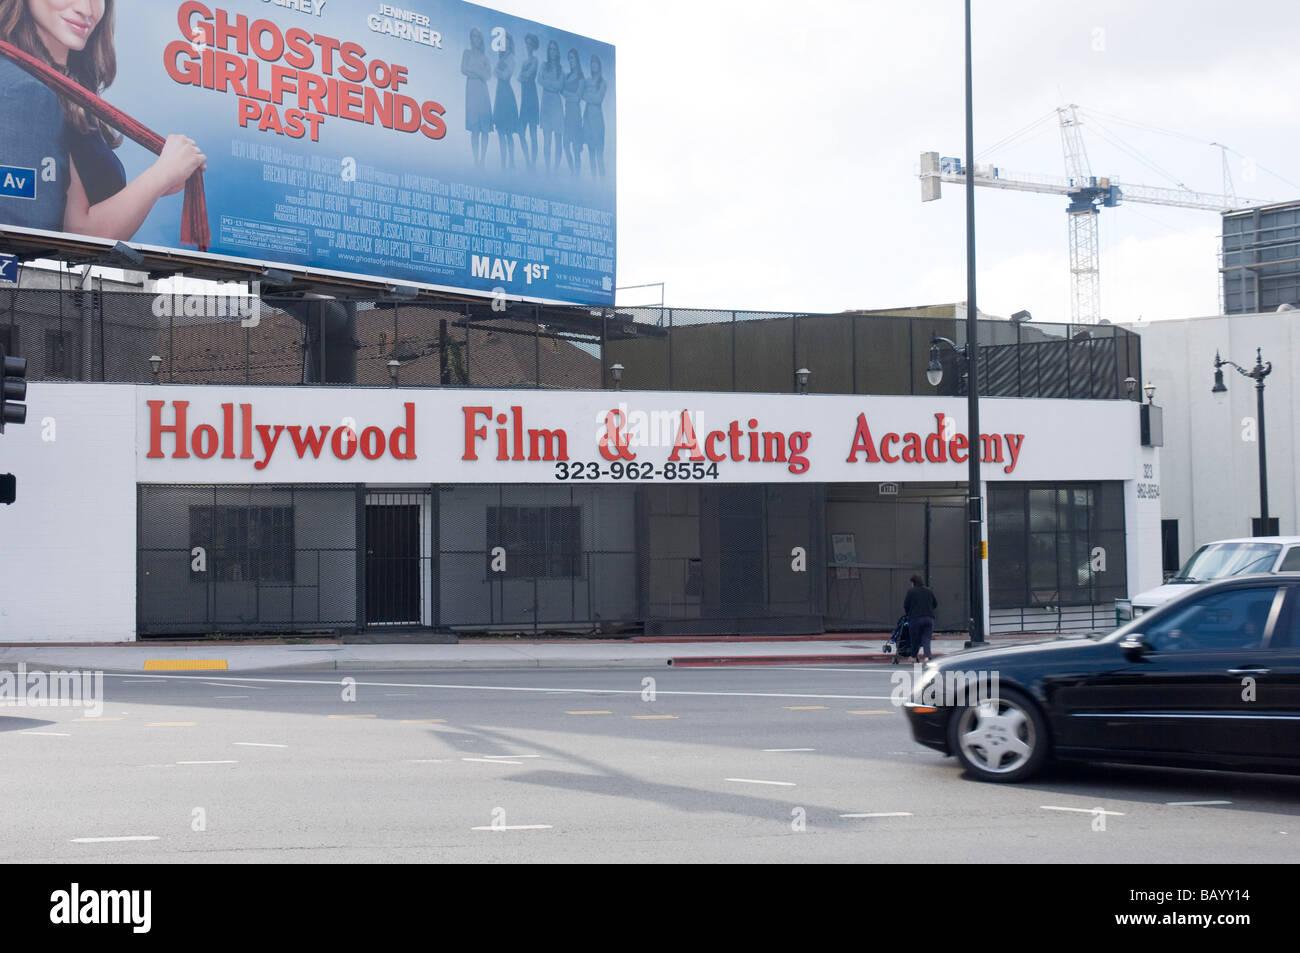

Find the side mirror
[[1120, 635, 1152, 661]]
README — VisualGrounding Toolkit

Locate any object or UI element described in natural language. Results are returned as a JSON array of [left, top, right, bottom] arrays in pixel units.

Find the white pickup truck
[[1116, 536, 1300, 622]]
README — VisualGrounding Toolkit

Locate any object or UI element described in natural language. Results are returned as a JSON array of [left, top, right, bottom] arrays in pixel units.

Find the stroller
[[883, 615, 912, 665]]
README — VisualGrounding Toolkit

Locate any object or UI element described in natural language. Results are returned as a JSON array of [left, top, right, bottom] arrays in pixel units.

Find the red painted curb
[[635, 634, 889, 643], [668, 653, 942, 667]]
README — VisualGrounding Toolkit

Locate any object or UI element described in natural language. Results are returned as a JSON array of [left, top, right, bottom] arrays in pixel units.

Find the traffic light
[[0, 474, 13, 505], [0, 345, 26, 434]]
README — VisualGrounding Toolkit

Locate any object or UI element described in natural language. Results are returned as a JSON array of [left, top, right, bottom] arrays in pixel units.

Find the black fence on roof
[[1, 288, 1141, 399]]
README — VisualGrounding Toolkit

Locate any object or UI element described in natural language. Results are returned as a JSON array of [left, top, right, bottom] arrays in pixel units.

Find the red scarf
[[0, 39, 210, 251]]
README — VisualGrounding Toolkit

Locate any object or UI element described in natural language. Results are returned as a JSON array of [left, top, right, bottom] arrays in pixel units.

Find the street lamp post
[[920, 1, 985, 645], [961, 0, 985, 645], [926, 327, 982, 645], [1213, 347, 1273, 536]]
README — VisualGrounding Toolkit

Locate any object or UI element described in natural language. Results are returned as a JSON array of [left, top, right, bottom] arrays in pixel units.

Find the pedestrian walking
[[903, 574, 938, 662]]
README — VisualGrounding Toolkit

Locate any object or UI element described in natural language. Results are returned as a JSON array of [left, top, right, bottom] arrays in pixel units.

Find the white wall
[[1132, 312, 1300, 563], [1125, 446, 1164, 597], [0, 383, 137, 642]]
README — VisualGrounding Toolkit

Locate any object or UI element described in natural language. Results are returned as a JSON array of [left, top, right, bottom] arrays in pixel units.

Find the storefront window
[[988, 483, 1126, 609], [487, 505, 582, 578], [189, 505, 295, 583]]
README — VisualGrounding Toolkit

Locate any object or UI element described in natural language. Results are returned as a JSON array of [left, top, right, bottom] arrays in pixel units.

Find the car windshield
[[1170, 542, 1282, 582]]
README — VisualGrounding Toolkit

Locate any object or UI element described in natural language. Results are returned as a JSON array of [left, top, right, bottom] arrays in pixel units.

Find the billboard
[[0, 0, 616, 305]]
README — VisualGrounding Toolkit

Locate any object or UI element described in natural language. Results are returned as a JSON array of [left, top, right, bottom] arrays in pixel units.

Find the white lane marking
[[841, 812, 913, 818], [462, 757, 524, 765], [177, 760, 238, 765], [201, 681, 270, 690], [71, 836, 160, 843], [471, 825, 553, 831], [214, 695, 249, 699], [233, 742, 287, 748], [725, 778, 796, 787], [21, 731, 71, 737], [763, 747, 816, 752], [97, 673, 889, 701], [1166, 799, 1232, 806], [1041, 806, 1125, 816]]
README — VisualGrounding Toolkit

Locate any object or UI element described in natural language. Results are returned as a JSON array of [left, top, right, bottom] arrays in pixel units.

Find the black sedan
[[904, 574, 1300, 782]]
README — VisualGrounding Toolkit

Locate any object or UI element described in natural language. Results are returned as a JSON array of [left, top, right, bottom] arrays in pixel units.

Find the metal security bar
[[136, 479, 1125, 638]]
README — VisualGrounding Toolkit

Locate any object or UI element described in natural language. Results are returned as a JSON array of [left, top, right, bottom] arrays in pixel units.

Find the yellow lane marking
[[147, 722, 196, 727], [784, 705, 829, 710], [566, 710, 612, 715], [400, 718, 447, 724], [328, 714, 377, 719], [848, 710, 893, 715], [144, 659, 228, 671], [631, 714, 678, 720], [73, 717, 123, 722]]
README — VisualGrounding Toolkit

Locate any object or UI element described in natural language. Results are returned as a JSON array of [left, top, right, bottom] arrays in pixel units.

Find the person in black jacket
[[903, 574, 938, 662]]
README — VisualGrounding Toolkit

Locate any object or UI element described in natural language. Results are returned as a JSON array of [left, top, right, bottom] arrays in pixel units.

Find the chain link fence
[[2, 288, 1141, 398]]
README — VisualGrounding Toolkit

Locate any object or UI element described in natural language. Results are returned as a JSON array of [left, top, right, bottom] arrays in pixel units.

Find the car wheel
[[948, 688, 1049, 783]]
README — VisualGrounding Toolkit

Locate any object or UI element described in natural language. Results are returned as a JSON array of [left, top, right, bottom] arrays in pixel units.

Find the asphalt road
[[3, 664, 1297, 863]]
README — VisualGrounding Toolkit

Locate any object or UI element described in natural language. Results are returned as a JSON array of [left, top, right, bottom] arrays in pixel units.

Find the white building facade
[[1131, 310, 1300, 569]]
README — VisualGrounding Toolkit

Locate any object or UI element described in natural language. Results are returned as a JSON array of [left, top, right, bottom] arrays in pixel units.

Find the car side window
[[1280, 547, 1300, 572], [1142, 587, 1277, 653], [1269, 589, 1300, 649]]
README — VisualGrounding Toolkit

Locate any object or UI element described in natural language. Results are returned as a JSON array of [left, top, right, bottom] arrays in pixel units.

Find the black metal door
[[366, 503, 421, 624], [716, 486, 765, 613]]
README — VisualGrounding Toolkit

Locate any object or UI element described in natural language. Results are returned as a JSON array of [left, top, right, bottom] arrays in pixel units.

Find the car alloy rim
[[957, 699, 1034, 774]]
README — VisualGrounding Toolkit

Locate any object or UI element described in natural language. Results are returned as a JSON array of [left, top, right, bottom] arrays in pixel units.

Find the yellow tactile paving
[[144, 659, 228, 671]]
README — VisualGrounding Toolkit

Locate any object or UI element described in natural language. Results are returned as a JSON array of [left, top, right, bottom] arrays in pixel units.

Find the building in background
[[1222, 201, 1300, 314], [1129, 308, 1299, 574]]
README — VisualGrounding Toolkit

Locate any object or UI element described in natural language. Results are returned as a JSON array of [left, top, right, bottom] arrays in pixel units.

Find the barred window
[[486, 506, 581, 578], [190, 506, 294, 583], [988, 482, 1126, 609]]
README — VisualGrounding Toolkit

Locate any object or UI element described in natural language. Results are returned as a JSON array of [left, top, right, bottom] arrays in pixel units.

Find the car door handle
[[1227, 668, 1270, 676]]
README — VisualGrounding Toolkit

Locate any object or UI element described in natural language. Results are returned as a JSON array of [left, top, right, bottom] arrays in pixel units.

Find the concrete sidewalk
[[0, 634, 1050, 673]]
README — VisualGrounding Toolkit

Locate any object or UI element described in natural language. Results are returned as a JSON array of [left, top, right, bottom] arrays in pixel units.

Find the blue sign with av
[[0, 165, 37, 201], [0, 255, 16, 285]]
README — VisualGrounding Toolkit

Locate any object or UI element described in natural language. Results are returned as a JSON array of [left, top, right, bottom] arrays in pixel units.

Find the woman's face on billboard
[[28, 0, 104, 62]]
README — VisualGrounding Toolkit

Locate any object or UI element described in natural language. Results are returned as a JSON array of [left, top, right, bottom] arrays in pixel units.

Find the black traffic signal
[[0, 474, 13, 505], [0, 345, 26, 433]]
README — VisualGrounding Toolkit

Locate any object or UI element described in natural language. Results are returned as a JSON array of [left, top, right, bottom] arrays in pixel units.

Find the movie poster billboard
[[0, 0, 616, 305]]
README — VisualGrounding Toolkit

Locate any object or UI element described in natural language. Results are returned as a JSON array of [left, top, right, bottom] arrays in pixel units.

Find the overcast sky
[[490, 0, 1300, 322]]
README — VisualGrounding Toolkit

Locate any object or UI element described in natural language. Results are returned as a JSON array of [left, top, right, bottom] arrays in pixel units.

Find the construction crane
[[920, 105, 1277, 324]]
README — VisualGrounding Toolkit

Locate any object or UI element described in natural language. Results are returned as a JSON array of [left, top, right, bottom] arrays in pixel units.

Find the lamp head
[[796, 367, 811, 391], [610, 363, 624, 382], [1124, 376, 1137, 398], [387, 359, 400, 381], [926, 343, 943, 387], [1143, 381, 1156, 404]]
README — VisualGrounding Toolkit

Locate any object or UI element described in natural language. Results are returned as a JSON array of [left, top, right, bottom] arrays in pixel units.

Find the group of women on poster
[[461, 27, 608, 178]]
